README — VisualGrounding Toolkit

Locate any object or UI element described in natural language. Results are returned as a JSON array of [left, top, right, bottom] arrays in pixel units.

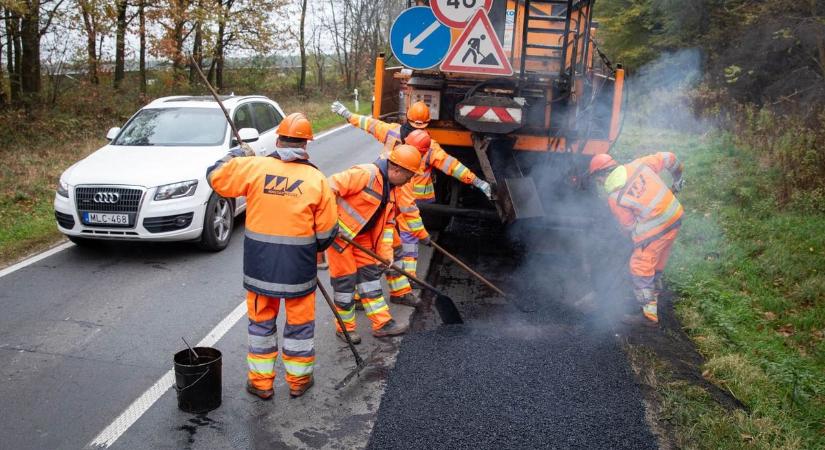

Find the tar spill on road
[[368, 218, 659, 449], [177, 414, 221, 445]]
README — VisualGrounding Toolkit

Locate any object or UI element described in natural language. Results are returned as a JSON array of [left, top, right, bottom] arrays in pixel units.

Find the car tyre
[[199, 193, 234, 252]]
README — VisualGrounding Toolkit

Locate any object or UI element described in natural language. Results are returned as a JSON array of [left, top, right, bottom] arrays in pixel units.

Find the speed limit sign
[[431, 0, 493, 28]]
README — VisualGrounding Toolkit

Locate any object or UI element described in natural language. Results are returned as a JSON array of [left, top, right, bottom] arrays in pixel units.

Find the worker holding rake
[[589, 152, 685, 326]]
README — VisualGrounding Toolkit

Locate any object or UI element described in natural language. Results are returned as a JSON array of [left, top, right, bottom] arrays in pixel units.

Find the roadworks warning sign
[[440, 9, 513, 76]]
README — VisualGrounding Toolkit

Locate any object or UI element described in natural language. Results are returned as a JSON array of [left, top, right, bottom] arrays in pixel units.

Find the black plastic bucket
[[173, 347, 222, 413]]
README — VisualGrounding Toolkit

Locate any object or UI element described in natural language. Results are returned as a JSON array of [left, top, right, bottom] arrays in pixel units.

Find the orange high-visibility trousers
[[629, 226, 680, 322], [386, 228, 417, 297], [326, 233, 393, 331], [246, 290, 315, 392]]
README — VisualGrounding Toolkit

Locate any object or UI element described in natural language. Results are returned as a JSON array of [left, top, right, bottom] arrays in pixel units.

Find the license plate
[[83, 212, 130, 225]]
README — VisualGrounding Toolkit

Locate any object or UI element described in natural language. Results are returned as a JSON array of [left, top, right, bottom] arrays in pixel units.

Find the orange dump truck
[[375, 0, 624, 225]]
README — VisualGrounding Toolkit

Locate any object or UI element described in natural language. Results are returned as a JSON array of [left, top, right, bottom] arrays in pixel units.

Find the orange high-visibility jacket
[[328, 159, 397, 261], [347, 113, 478, 203], [395, 183, 429, 241], [207, 155, 338, 297], [608, 152, 683, 246]]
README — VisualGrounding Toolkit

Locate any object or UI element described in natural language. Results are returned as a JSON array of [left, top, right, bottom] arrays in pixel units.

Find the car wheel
[[199, 193, 234, 251], [67, 235, 105, 248]]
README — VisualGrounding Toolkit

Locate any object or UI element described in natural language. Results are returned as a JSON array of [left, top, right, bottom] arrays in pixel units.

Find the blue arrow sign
[[390, 7, 451, 70]]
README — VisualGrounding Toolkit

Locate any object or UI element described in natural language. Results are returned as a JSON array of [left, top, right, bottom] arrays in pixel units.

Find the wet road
[[0, 125, 417, 449]]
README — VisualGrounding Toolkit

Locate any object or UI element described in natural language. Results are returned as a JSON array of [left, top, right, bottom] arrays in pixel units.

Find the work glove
[[330, 101, 352, 120], [671, 177, 685, 193], [419, 236, 431, 246], [472, 178, 493, 200], [239, 142, 256, 157]]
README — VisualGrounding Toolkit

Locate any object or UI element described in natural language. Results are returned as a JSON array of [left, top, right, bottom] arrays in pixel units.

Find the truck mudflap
[[455, 95, 525, 134], [472, 134, 545, 222]]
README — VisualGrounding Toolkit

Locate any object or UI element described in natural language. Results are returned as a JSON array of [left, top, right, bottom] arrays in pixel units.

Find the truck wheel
[[199, 193, 234, 251]]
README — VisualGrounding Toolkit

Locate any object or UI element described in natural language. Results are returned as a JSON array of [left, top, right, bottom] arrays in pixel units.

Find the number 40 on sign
[[432, 0, 492, 28]]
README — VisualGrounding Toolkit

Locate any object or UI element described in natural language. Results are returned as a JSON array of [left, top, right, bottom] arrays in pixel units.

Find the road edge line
[[87, 300, 247, 448], [313, 124, 348, 141], [0, 241, 74, 279]]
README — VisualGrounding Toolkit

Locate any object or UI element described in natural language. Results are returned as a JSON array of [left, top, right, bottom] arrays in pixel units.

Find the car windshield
[[112, 107, 227, 146]]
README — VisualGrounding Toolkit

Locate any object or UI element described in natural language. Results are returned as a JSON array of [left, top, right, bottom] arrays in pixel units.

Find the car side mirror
[[231, 128, 260, 147], [106, 127, 121, 141]]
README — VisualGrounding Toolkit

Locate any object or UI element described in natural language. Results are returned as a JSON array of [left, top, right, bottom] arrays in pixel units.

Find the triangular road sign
[[440, 9, 513, 76]]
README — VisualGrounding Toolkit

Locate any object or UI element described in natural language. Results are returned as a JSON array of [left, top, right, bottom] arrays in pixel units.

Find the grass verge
[[613, 126, 825, 449], [0, 96, 361, 268]]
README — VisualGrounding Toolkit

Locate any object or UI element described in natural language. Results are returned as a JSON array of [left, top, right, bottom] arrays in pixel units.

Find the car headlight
[[57, 178, 69, 198], [154, 180, 198, 201]]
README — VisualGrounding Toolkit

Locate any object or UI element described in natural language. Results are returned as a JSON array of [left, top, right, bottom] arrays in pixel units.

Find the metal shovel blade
[[435, 294, 464, 325], [504, 177, 545, 219]]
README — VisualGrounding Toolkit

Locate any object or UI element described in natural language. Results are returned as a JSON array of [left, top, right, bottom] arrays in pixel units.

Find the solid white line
[[313, 124, 348, 141], [0, 241, 74, 279], [88, 301, 247, 448]]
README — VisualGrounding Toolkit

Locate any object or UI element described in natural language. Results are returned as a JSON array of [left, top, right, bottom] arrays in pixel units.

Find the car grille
[[55, 211, 75, 229], [75, 186, 143, 213], [75, 186, 144, 228], [143, 212, 194, 233]]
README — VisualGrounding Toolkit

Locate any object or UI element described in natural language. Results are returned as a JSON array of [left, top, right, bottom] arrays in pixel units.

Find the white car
[[54, 95, 286, 251]]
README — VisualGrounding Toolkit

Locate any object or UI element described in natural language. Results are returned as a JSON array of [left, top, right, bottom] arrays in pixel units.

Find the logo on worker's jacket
[[264, 174, 304, 197]]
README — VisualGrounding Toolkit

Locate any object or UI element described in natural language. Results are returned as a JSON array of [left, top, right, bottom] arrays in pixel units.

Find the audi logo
[[93, 192, 120, 204]]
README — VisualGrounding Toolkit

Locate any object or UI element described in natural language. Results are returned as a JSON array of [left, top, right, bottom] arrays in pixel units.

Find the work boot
[[373, 319, 408, 337], [336, 329, 362, 345], [289, 377, 314, 398], [389, 293, 421, 308], [246, 381, 274, 400], [620, 313, 658, 328]]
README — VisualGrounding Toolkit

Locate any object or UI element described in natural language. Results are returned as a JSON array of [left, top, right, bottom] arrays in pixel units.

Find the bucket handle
[[174, 367, 212, 393]]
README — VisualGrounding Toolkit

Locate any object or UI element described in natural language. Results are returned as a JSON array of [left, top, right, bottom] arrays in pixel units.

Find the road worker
[[589, 152, 685, 326], [326, 145, 423, 343], [330, 100, 493, 201], [207, 113, 338, 400]]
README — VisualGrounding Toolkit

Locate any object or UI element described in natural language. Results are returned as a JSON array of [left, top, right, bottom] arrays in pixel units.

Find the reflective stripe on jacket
[[395, 182, 429, 241], [328, 161, 397, 261], [207, 155, 338, 298], [607, 152, 683, 246], [348, 114, 401, 157], [413, 140, 477, 202]]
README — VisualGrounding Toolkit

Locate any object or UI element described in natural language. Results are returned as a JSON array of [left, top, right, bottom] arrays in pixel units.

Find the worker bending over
[[326, 145, 423, 343], [589, 152, 685, 325], [207, 113, 338, 400]]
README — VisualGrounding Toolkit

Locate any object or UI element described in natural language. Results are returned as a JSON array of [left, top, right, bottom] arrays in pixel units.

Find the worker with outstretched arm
[[207, 113, 338, 400], [589, 152, 685, 326], [326, 145, 423, 344], [330, 100, 492, 201]]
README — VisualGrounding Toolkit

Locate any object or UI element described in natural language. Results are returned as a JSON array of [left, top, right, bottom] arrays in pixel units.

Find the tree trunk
[[0, 7, 5, 107], [6, 10, 21, 102], [189, 18, 202, 85], [298, 0, 307, 91], [114, 0, 128, 89], [216, 16, 225, 90], [19, 4, 41, 97], [79, 2, 99, 84], [139, 0, 146, 93]]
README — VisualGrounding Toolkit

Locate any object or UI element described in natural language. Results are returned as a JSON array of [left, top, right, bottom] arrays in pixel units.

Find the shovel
[[315, 277, 367, 388], [339, 235, 464, 325]]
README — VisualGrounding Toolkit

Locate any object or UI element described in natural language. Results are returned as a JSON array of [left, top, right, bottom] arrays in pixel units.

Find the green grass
[[613, 127, 825, 449]]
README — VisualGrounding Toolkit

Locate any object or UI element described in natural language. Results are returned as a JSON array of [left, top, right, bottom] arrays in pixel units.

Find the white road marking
[[88, 301, 247, 448], [0, 241, 74, 279], [313, 124, 348, 141]]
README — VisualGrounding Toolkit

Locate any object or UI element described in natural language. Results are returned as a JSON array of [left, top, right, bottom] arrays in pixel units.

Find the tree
[[113, 0, 128, 88], [138, 0, 146, 93], [76, 0, 109, 84], [3, 7, 21, 103], [297, 0, 306, 91], [4, 0, 66, 101]]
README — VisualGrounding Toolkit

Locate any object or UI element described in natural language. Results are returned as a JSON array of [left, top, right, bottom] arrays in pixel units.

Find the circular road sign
[[390, 6, 452, 70], [431, 0, 493, 28]]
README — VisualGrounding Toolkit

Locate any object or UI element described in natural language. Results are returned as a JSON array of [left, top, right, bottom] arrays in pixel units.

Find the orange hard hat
[[405, 129, 431, 153], [588, 153, 617, 174], [277, 112, 314, 140], [388, 144, 422, 174], [406, 101, 431, 128]]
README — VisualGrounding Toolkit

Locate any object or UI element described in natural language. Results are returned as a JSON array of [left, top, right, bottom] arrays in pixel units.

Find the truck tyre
[[199, 192, 234, 251]]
